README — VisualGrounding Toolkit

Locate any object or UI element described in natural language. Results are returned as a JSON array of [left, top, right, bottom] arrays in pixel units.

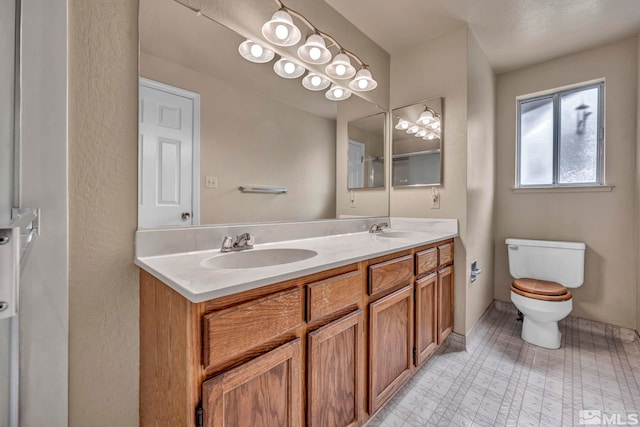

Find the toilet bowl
[[506, 238, 586, 349]]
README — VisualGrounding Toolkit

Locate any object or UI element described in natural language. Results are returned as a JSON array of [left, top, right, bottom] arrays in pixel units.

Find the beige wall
[[636, 33, 640, 333], [465, 31, 496, 332], [390, 26, 469, 334], [494, 37, 638, 329], [141, 53, 336, 224], [69, 0, 139, 426]]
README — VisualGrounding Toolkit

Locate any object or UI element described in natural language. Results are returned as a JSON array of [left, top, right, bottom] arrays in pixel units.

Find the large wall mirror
[[347, 112, 385, 190], [392, 97, 443, 187], [138, 0, 389, 227]]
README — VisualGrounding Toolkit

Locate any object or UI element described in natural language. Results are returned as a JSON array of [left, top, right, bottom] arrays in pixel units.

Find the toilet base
[[521, 316, 561, 349]]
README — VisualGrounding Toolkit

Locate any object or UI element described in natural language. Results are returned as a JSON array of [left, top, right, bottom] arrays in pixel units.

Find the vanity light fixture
[[262, 10, 302, 46], [325, 84, 352, 101], [238, 0, 377, 99], [349, 67, 377, 91], [273, 57, 306, 78], [238, 39, 275, 63], [297, 34, 332, 64], [302, 72, 331, 91], [325, 53, 356, 79], [415, 129, 427, 138]]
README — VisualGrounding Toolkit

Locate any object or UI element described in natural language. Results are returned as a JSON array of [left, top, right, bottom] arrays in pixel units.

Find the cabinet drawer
[[307, 270, 362, 323], [368, 255, 412, 297], [415, 248, 438, 277], [202, 288, 302, 369], [438, 242, 453, 267]]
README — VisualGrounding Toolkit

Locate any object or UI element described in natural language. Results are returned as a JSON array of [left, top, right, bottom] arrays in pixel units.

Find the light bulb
[[357, 79, 368, 89], [283, 62, 295, 74], [335, 64, 346, 76], [250, 44, 264, 58], [309, 47, 321, 61], [275, 24, 289, 40], [407, 126, 419, 134], [416, 130, 427, 137], [334, 88, 344, 98], [310, 76, 322, 87]]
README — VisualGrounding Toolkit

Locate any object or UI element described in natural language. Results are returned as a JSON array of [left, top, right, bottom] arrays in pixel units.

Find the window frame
[[516, 81, 605, 188]]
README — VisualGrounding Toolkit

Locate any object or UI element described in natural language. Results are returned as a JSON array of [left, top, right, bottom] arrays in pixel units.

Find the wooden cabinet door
[[437, 266, 454, 344], [369, 285, 414, 413], [307, 310, 364, 427], [415, 273, 438, 366], [201, 339, 302, 427]]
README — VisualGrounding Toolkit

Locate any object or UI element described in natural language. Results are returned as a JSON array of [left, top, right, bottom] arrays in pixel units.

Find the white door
[[139, 78, 200, 227], [348, 140, 365, 189]]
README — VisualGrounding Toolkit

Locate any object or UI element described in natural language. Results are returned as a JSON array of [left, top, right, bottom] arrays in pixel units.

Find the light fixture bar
[[272, 0, 369, 69]]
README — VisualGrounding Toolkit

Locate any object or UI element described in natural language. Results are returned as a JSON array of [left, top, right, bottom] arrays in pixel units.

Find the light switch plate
[[205, 176, 218, 189]]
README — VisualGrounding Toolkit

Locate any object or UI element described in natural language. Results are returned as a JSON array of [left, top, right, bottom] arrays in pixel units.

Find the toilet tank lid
[[505, 238, 586, 250]]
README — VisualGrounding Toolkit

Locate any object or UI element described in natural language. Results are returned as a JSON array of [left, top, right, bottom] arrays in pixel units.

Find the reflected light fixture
[[239, 0, 378, 100], [407, 125, 419, 134], [395, 118, 410, 130], [238, 39, 275, 63], [302, 72, 331, 91], [325, 84, 351, 101], [273, 58, 306, 78]]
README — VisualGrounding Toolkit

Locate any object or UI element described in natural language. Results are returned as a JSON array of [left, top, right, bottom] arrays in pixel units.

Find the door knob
[[181, 212, 191, 220]]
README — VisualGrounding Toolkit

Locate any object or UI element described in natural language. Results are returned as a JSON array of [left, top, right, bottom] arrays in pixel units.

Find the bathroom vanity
[[136, 221, 456, 427]]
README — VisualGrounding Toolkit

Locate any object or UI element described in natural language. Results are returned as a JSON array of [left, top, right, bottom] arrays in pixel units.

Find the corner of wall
[[464, 28, 497, 333]]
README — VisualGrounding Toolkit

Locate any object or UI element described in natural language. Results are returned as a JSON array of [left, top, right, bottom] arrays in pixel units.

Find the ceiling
[[323, 0, 640, 72]]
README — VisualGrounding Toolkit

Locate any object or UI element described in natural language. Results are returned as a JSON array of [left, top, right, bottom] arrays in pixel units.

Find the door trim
[[139, 77, 201, 225]]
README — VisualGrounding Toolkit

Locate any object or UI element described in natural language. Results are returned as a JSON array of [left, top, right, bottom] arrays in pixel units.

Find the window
[[517, 82, 604, 187]]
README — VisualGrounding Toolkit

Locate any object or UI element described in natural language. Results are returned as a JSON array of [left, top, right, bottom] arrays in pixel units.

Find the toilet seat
[[510, 278, 572, 302]]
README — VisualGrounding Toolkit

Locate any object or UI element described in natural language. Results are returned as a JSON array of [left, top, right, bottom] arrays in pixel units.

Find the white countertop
[[135, 228, 457, 303]]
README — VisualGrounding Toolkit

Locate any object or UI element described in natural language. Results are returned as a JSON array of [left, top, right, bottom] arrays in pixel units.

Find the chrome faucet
[[220, 233, 255, 252], [369, 222, 389, 233]]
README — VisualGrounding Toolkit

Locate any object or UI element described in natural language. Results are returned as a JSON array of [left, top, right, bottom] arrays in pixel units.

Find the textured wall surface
[[390, 27, 468, 334], [68, 0, 139, 425], [495, 37, 638, 329], [465, 31, 496, 332]]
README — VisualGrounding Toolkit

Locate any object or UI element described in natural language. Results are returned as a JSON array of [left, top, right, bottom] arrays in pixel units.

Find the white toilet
[[506, 238, 586, 349]]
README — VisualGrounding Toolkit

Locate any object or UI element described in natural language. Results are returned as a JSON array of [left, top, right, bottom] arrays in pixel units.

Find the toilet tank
[[506, 238, 586, 288]]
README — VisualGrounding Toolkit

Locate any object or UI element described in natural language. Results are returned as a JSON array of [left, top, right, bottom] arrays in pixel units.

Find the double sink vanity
[[136, 217, 457, 427]]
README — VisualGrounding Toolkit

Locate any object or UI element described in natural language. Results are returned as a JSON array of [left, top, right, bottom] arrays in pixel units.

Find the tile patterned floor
[[367, 303, 640, 427]]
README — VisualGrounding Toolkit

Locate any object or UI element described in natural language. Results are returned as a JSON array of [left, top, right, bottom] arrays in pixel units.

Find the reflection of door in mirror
[[347, 140, 365, 188], [347, 112, 386, 190], [138, 78, 200, 228], [392, 97, 443, 187]]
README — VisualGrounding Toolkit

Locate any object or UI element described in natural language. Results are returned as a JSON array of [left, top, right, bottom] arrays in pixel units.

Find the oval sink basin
[[374, 231, 416, 239], [202, 248, 318, 269]]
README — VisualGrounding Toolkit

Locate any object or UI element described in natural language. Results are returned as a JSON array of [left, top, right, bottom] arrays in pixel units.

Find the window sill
[[512, 185, 614, 194]]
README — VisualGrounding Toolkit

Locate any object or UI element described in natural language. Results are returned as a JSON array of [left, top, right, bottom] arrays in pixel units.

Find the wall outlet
[[430, 191, 440, 209], [205, 176, 218, 189]]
